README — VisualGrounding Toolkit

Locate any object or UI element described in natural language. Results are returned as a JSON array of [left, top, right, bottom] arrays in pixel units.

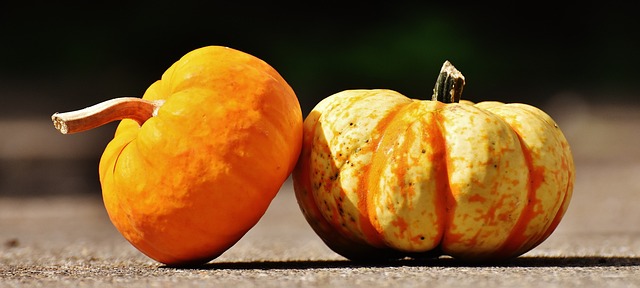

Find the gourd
[[292, 61, 574, 262], [52, 46, 303, 266]]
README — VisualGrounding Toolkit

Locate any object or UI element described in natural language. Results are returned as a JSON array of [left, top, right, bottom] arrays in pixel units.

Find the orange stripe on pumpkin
[[361, 102, 412, 247], [493, 134, 546, 258], [432, 103, 453, 249]]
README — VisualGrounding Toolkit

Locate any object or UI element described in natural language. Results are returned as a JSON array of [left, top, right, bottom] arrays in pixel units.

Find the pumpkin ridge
[[431, 104, 456, 255], [513, 116, 574, 256], [431, 104, 450, 253], [293, 110, 342, 243], [298, 102, 379, 253], [363, 100, 416, 247], [478, 104, 568, 259], [491, 130, 538, 258], [532, 120, 575, 249], [533, 172, 572, 247], [484, 104, 560, 259]]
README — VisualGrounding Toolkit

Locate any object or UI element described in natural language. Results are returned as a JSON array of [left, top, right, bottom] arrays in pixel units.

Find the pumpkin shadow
[[164, 256, 640, 270]]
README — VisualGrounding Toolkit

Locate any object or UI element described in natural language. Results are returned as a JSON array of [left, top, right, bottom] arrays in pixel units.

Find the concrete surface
[[1, 100, 640, 287]]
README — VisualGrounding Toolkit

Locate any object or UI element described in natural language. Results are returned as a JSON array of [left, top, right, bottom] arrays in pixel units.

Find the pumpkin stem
[[51, 97, 165, 134], [432, 60, 466, 103]]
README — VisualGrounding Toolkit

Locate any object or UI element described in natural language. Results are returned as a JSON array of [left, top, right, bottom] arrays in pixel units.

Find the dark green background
[[2, 3, 638, 118], [0, 3, 638, 195]]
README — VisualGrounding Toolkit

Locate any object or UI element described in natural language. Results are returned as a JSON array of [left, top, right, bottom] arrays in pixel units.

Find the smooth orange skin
[[98, 46, 302, 266], [293, 89, 574, 262]]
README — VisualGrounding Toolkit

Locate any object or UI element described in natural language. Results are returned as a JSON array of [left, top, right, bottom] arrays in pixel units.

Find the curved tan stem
[[51, 97, 165, 134]]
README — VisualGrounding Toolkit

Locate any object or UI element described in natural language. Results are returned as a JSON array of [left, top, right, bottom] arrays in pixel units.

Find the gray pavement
[[2, 100, 640, 287]]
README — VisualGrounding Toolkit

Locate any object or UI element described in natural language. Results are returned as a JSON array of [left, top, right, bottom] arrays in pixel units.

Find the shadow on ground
[[167, 256, 640, 270]]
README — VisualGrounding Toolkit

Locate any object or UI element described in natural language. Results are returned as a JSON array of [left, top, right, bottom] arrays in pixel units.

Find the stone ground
[[1, 99, 640, 287]]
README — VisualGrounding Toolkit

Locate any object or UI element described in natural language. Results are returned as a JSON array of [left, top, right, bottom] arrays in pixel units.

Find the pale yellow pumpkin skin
[[293, 89, 574, 261]]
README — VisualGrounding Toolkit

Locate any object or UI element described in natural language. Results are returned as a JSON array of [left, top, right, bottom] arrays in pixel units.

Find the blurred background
[[0, 2, 638, 196]]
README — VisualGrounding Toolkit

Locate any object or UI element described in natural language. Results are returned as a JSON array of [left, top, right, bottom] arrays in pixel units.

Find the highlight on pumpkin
[[52, 97, 165, 134]]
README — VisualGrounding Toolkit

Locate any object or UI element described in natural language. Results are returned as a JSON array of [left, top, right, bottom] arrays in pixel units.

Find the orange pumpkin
[[292, 61, 574, 262], [52, 46, 303, 266]]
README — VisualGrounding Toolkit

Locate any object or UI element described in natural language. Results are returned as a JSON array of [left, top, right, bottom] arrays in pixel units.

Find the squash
[[52, 46, 303, 266], [292, 61, 574, 262]]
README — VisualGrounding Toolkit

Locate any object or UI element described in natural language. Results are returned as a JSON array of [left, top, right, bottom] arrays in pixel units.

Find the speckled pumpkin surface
[[293, 88, 574, 262]]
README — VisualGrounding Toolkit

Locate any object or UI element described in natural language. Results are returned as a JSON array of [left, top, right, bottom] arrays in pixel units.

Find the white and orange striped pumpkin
[[292, 62, 574, 262]]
